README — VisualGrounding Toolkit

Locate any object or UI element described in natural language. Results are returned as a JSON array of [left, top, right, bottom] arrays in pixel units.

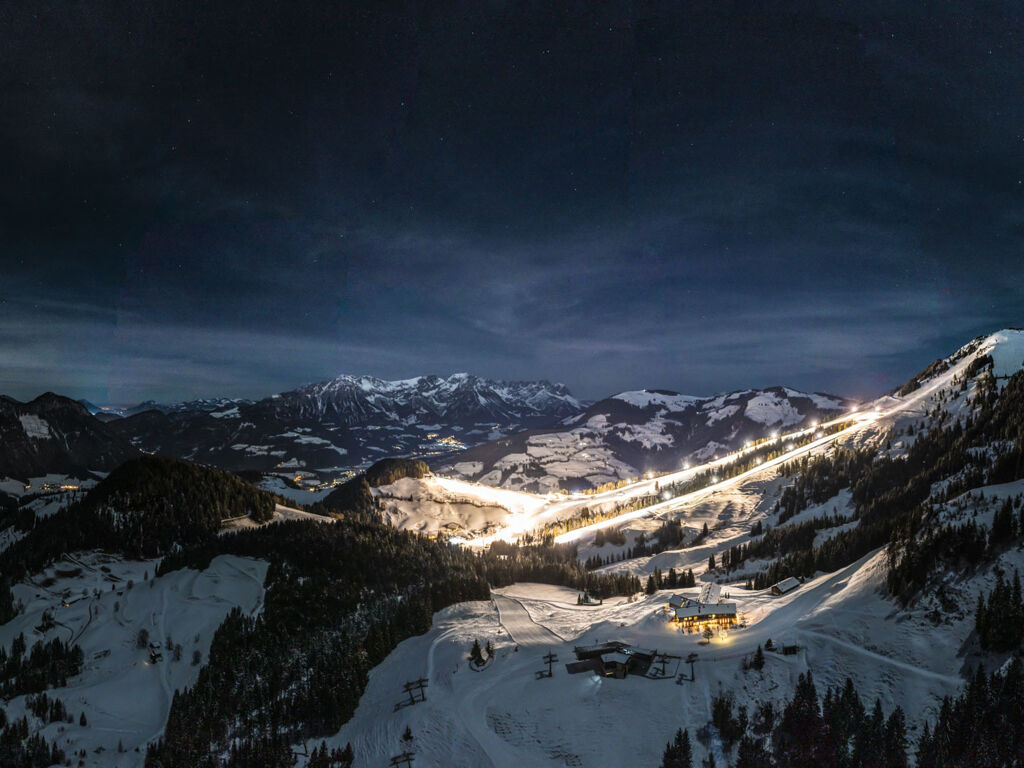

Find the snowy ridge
[[277, 373, 582, 425], [106, 373, 583, 484]]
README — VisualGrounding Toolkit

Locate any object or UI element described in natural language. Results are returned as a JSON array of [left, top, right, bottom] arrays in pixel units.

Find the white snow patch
[[613, 390, 699, 411], [19, 414, 52, 439], [744, 393, 803, 427]]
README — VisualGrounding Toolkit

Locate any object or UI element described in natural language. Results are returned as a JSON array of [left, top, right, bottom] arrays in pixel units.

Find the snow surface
[[315, 551, 969, 768], [1, 553, 267, 767], [743, 392, 803, 427], [19, 413, 52, 440], [612, 391, 699, 411], [981, 328, 1024, 382]]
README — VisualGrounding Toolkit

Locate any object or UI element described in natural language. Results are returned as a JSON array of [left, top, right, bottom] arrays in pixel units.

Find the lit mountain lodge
[[666, 584, 741, 631]]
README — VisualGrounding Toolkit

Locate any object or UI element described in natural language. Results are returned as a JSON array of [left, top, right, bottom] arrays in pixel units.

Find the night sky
[[2, 2, 1022, 405]]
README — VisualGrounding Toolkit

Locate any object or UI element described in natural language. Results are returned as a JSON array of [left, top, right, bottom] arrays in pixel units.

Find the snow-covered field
[[1, 553, 268, 767], [373, 476, 550, 538]]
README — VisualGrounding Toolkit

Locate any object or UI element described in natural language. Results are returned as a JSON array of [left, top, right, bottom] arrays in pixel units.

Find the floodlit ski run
[[453, 355, 967, 549], [446, 409, 876, 548]]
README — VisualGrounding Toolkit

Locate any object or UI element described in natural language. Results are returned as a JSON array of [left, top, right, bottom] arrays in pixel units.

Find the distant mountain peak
[[279, 372, 582, 426]]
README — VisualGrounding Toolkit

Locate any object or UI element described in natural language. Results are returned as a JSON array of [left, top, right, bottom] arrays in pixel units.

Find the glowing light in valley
[[453, 401, 899, 549]]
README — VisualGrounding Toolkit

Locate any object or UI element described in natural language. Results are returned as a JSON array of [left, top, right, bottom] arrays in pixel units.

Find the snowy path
[[794, 628, 963, 685], [493, 595, 565, 647]]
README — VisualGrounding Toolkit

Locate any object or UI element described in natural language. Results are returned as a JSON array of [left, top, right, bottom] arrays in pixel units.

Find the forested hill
[[0, 456, 281, 579], [314, 457, 431, 518]]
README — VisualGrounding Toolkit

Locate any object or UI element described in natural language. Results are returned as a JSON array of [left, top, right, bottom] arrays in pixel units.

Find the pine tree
[[660, 728, 693, 768], [735, 734, 772, 768], [751, 644, 764, 671], [774, 671, 821, 768], [883, 706, 908, 767]]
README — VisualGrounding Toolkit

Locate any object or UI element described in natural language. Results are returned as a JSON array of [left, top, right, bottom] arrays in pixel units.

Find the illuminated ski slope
[[450, 409, 878, 547], [550, 411, 879, 543], [437, 330, 1022, 548]]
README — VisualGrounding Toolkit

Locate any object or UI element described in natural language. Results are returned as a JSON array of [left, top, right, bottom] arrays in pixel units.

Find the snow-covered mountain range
[[266, 373, 582, 425], [98, 373, 582, 480], [440, 385, 852, 492]]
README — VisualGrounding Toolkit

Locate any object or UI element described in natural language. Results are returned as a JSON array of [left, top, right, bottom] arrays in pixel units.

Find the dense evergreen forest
[[974, 569, 1024, 653], [483, 539, 642, 598], [916, 660, 1024, 767], [0, 633, 84, 699], [0, 710, 65, 768], [660, 673, 909, 768], [147, 517, 491, 767], [0, 638, 77, 767], [0, 456, 282, 581]]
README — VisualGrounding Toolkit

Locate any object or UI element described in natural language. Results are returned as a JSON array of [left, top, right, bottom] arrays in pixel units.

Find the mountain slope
[[440, 385, 851, 492], [108, 374, 583, 480], [0, 393, 139, 481]]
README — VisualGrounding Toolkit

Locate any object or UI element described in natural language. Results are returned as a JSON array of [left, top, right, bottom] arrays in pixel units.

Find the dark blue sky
[[2, 1, 1021, 404]]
